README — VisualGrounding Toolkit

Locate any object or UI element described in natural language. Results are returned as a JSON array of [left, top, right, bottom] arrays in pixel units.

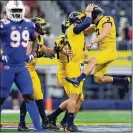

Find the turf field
[[0, 110, 132, 132]]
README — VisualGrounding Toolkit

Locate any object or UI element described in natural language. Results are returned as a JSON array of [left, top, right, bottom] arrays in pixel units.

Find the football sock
[[20, 100, 27, 122], [51, 107, 63, 118], [35, 100, 48, 122], [61, 110, 68, 124], [26, 101, 42, 130], [77, 73, 86, 83], [67, 113, 74, 126], [113, 77, 126, 84]]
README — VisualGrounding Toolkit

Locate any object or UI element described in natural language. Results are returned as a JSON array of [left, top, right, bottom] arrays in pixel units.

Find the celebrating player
[[0, 1, 44, 132], [47, 20, 75, 131], [47, 4, 94, 132], [18, 17, 57, 131], [65, 4, 130, 93]]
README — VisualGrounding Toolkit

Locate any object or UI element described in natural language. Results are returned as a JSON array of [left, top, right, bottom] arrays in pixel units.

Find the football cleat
[[59, 121, 67, 131], [47, 115, 60, 131], [65, 124, 83, 132], [18, 121, 31, 132], [0, 124, 2, 128], [65, 77, 80, 86], [42, 119, 59, 130], [123, 77, 131, 93]]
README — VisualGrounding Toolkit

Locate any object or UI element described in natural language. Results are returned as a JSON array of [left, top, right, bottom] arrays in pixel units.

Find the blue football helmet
[[92, 4, 103, 20], [61, 19, 70, 34], [68, 11, 86, 24]]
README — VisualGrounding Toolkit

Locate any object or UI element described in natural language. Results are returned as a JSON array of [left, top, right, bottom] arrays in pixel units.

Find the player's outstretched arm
[[41, 45, 55, 54]]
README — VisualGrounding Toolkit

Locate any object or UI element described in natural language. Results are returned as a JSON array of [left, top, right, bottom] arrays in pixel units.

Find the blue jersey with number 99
[[0, 18, 35, 66]]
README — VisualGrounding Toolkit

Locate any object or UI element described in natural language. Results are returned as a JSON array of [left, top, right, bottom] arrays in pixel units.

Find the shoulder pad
[[1, 19, 11, 25], [24, 18, 32, 23], [55, 34, 65, 46]]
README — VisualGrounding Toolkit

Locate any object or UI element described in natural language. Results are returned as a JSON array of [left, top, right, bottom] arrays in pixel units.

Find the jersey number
[[10, 30, 29, 47], [96, 28, 100, 35], [106, 17, 110, 22]]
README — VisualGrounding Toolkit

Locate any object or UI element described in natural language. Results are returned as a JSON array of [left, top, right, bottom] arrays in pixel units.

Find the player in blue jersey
[[0, 1, 48, 132]]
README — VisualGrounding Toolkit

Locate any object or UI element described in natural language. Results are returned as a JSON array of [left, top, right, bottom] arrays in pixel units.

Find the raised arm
[[73, 4, 95, 34]]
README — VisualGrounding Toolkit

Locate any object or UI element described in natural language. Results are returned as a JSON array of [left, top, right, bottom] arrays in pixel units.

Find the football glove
[[0, 54, 10, 63], [25, 54, 34, 63]]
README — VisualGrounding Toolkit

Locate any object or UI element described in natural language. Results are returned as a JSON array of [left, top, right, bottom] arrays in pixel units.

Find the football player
[[47, 4, 94, 132], [65, 4, 130, 93], [18, 17, 57, 131], [0, 1, 44, 132], [47, 19, 88, 132], [47, 20, 74, 131]]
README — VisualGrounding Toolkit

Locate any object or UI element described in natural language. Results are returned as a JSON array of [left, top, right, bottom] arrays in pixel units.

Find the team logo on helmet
[[68, 11, 86, 24]]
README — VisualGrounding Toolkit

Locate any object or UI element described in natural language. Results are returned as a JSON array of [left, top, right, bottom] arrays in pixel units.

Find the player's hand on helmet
[[25, 54, 34, 63], [86, 4, 95, 12], [1, 54, 10, 63]]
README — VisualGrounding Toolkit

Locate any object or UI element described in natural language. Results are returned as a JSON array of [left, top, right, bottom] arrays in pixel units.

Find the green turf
[[1, 110, 132, 124]]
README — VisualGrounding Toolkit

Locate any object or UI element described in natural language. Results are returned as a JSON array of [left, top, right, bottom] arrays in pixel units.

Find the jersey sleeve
[[29, 21, 36, 40], [101, 16, 113, 27], [0, 21, 4, 38], [73, 17, 92, 34], [0, 21, 4, 29]]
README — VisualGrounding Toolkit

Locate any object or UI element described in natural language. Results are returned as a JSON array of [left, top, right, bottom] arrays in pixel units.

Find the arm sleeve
[[29, 22, 36, 41], [73, 17, 92, 34], [0, 21, 3, 39]]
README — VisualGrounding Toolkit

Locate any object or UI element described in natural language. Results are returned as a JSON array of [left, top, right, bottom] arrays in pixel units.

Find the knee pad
[[0, 98, 6, 105], [22, 94, 34, 102]]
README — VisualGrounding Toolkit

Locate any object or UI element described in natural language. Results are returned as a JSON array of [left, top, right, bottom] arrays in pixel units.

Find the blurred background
[[0, 0, 132, 111]]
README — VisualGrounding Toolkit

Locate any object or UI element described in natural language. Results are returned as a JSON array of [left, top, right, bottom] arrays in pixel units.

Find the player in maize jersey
[[18, 17, 58, 131], [47, 5, 94, 132], [0, 1, 45, 132], [47, 20, 76, 131], [47, 19, 88, 132], [65, 4, 130, 94]]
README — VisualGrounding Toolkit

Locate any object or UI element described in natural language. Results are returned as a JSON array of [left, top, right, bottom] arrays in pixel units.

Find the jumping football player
[[18, 17, 57, 131], [0, 1, 44, 132], [65, 4, 130, 93]]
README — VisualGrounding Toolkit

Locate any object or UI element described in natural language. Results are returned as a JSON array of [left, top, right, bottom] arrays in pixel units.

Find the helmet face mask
[[92, 5, 103, 22], [32, 17, 46, 35], [6, 1, 25, 22], [61, 19, 70, 34]]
